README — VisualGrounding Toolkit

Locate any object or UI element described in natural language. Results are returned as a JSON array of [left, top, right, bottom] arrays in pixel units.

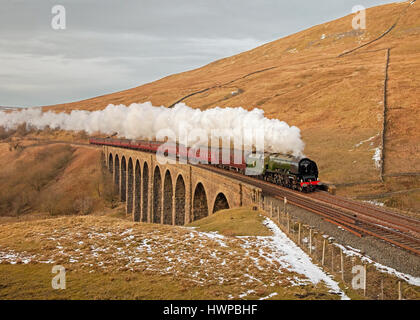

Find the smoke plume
[[0, 102, 305, 156]]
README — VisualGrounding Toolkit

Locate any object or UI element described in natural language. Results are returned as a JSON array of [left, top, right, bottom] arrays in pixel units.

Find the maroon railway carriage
[[89, 138, 247, 172]]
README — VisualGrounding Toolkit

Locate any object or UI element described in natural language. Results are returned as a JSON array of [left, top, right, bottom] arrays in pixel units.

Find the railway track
[[197, 164, 420, 257], [309, 192, 420, 236]]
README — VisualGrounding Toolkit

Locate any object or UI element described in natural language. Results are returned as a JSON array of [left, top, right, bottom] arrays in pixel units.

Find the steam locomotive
[[89, 138, 320, 192], [245, 152, 319, 192]]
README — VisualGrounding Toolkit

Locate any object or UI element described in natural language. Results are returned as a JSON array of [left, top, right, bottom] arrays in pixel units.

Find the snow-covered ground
[[363, 200, 385, 207], [0, 215, 353, 299], [372, 147, 382, 169], [2, 214, 419, 300], [248, 219, 349, 300]]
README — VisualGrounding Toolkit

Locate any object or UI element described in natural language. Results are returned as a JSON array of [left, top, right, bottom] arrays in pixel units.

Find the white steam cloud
[[0, 102, 305, 156]]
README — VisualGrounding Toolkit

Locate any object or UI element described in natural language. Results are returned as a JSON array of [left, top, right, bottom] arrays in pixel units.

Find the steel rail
[[197, 164, 420, 256]]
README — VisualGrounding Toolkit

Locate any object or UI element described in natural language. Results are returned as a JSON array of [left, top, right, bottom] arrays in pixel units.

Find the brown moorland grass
[[0, 214, 345, 300], [336, 175, 420, 215], [0, 141, 116, 218], [0, 144, 74, 215], [187, 207, 272, 237]]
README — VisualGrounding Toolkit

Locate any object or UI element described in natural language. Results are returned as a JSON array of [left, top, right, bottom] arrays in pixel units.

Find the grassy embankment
[[0, 131, 118, 222], [0, 209, 346, 300]]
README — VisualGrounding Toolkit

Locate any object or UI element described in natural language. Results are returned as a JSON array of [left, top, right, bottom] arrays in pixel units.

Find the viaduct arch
[[104, 146, 261, 225], [134, 160, 141, 221]]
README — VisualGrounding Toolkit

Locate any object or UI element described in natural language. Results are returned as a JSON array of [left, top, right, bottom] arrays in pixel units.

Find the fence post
[[298, 223, 301, 244], [284, 197, 287, 214], [287, 215, 290, 234], [322, 239, 326, 266], [363, 264, 367, 297], [309, 229, 312, 255], [277, 207, 280, 223], [398, 281, 402, 300], [331, 245, 334, 272], [381, 278, 384, 300], [270, 201, 273, 217], [340, 249, 344, 281]]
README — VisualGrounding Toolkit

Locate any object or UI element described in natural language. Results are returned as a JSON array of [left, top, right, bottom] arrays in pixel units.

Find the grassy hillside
[[0, 212, 347, 300], [0, 136, 117, 220], [35, 2, 419, 212], [2, 210, 419, 300]]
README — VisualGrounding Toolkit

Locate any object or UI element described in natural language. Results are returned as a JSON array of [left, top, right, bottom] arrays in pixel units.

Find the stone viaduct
[[103, 145, 262, 225]]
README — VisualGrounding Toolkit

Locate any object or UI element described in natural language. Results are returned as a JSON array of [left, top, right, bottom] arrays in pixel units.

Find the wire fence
[[257, 197, 420, 300]]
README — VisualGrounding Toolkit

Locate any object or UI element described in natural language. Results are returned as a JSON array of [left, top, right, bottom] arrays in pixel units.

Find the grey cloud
[[0, 0, 398, 107]]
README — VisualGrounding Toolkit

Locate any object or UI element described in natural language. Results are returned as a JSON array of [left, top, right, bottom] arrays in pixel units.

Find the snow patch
[[259, 292, 278, 300], [363, 200, 384, 207], [334, 243, 420, 286], [262, 218, 350, 300], [195, 231, 228, 248], [238, 289, 256, 299], [372, 147, 381, 169], [352, 134, 379, 149]]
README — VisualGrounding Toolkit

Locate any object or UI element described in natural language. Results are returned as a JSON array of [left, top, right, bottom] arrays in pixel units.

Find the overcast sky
[[0, 0, 398, 107]]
